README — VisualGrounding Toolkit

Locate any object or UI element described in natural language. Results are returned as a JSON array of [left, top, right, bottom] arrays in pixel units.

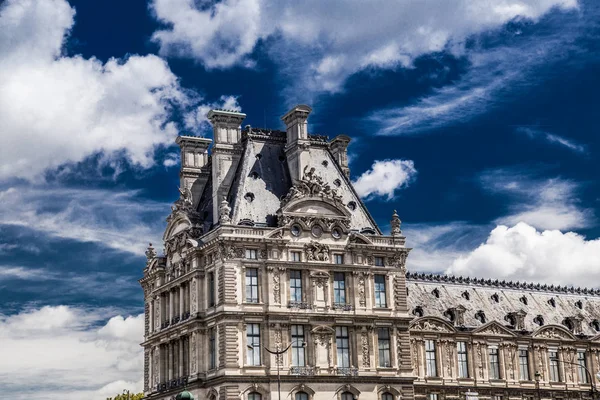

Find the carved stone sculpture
[[304, 241, 330, 262], [219, 197, 231, 224], [390, 210, 401, 235]]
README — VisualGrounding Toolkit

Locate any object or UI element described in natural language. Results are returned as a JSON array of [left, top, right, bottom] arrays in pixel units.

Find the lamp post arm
[[260, 340, 304, 355], [550, 358, 596, 394]]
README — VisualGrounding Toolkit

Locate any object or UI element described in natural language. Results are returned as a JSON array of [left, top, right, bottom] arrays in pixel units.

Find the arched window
[[341, 392, 354, 400], [248, 393, 262, 400], [296, 392, 309, 400], [382, 393, 394, 400]]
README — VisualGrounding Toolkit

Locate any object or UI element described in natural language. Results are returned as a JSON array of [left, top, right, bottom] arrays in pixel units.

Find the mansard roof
[[406, 272, 600, 337], [194, 126, 380, 233]]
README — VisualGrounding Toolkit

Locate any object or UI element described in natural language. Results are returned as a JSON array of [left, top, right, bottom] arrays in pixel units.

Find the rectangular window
[[246, 249, 257, 259], [374, 256, 384, 266], [333, 272, 346, 305], [209, 328, 216, 369], [578, 351, 588, 383], [336, 326, 350, 368], [493, 396, 503, 400], [289, 270, 302, 302], [428, 395, 438, 400], [374, 275, 387, 308], [489, 347, 500, 379], [291, 251, 301, 262], [208, 272, 215, 307], [334, 254, 344, 264], [457, 341, 469, 378], [519, 349, 530, 380], [549, 351, 561, 382], [425, 340, 437, 377], [378, 328, 391, 367], [247, 324, 261, 366], [245, 268, 259, 303], [291, 325, 306, 367]]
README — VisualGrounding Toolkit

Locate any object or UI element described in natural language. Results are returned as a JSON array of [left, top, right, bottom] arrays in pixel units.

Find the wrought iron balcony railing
[[157, 376, 188, 392], [333, 303, 354, 311], [336, 367, 359, 376], [290, 366, 316, 376], [288, 301, 313, 310]]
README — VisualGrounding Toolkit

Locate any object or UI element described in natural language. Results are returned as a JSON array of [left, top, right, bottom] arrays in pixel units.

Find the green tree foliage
[[106, 391, 144, 400]]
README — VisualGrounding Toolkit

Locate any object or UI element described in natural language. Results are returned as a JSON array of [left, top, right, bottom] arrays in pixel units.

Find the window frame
[[290, 251, 301, 262], [208, 271, 215, 307], [245, 268, 259, 303], [336, 326, 351, 368], [577, 351, 589, 383], [549, 350, 561, 382], [247, 323, 261, 366], [374, 274, 387, 308], [377, 328, 391, 367], [289, 270, 303, 302], [334, 254, 344, 264], [518, 349, 530, 381], [489, 347, 501, 379], [246, 249, 258, 260], [457, 341, 469, 378], [209, 327, 217, 370], [425, 339, 437, 377], [374, 256, 384, 266], [333, 272, 347, 305], [291, 325, 306, 367]]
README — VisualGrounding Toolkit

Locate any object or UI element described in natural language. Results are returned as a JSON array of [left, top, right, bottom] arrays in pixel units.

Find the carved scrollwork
[[281, 166, 344, 207]]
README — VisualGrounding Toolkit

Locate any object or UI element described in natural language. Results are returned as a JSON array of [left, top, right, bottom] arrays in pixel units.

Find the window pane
[[247, 324, 261, 365], [549, 351, 561, 382], [375, 257, 384, 266], [246, 268, 259, 303], [374, 275, 387, 308], [209, 272, 215, 307], [425, 340, 437, 377], [336, 326, 350, 368], [334, 272, 346, 304], [296, 393, 308, 400], [334, 254, 344, 264], [578, 351, 588, 383], [341, 393, 353, 400], [382, 394, 394, 400], [489, 348, 500, 379], [290, 270, 302, 302], [378, 328, 391, 367], [248, 393, 262, 400], [291, 252, 301, 262], [519, 349, 530, 380], [291, 325, 305, 367], [246, 249, 257, 259], [209, 328, 216, 369], [457, 341, 469, 378]]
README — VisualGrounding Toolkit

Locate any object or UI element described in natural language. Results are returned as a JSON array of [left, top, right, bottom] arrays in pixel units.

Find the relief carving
[[190, 333, 197, 374], [358, 273, 366, 307], [153, 346, 160, 385], [304, 241, 330, 262], [411, 320, 452, 333], [272, 268, 281, 304], [191, 279, 197, 314], [361, 330, 370, 368], [281, 166, 343, 207]]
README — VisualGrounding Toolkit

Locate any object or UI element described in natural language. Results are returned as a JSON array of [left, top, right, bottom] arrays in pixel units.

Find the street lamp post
[[247, 341, 306, 400], [535, 370, 541, 400], [549, 357, 600, 399]]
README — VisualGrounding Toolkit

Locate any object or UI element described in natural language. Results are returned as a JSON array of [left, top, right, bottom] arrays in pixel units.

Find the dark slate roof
[[406, 272, 600, 336]]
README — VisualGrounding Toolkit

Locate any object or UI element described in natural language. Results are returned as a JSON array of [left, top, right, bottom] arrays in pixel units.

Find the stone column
[[179, 338, 184, 377], [148, 299, 154, 334], [168, 342, 173, 380], [169, 290, 174, 323]]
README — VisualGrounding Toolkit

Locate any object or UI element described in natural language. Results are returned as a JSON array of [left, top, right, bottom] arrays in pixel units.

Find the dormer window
[[475, 310, 486, 324], [334, 179, 341, 187], [244, 192, 255, 202], [519, 296, 528, 305], [413, 306, 424, 317], [505, 314, 516, 327], [347, 201, 357, 211], [575, 300, 583, 309], [591, 320, 600, 332], [533, 315, 544, 326], [432, 288, 440, 298], [548, 298, 556, 308], [443, 309, 455, 322], [563, 318, 574, 331], [461, 291, 470, 301], [322, 160, 329, 167], [491, 293, 499, 303]]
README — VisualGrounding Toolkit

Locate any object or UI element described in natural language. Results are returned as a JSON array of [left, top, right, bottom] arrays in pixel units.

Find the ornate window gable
[[409, 317, 456, 333], [241, 384, 270, 400], [533, 324, 576, 341], [377, 385, 401, 400], [335, 384, 361, 400], [290, 385, 315, 400], [472, 321, 517, 337]]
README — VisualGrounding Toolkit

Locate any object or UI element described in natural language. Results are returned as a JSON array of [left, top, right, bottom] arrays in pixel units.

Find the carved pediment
[[410, 317, 455, 333], [533, 325, 576, 341], [473, 321, 517, 337], [281, 166, 345, 207]]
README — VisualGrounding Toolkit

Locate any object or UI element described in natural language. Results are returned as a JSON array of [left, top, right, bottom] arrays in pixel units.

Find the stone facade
[[140, 105, 600, 400]]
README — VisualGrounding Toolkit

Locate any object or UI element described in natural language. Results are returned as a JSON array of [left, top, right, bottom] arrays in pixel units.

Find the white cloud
[[0, 305, 143, 400], [479, 169, 594, 230], [0, 0, 238, 181], [150, 0, 577, 96], [0, 185, 170, 255], [516, 126, 587, 153], [352, 159, 417, 200], [0, 266, 50, 280], [446, 222, 600, 287]]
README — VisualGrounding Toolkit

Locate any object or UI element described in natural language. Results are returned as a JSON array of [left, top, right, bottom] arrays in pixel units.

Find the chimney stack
[[329, 135, 351, 178], [207, 109, 247, 222], [175, 136, 212, 209], [282, 105, 312, 182]]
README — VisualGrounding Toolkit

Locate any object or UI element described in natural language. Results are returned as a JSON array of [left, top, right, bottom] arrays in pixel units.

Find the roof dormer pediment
[[473, 321, 517, 337]]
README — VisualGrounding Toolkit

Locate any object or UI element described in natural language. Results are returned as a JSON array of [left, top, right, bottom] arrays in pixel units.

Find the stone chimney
[[175, 135, 212, 209], [282, 105, 312, 182], [329, 134, 351, 177], [207, 109, 247, 222]]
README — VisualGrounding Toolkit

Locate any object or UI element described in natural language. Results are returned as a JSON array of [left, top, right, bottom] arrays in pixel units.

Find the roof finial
[[219, 197, 231, 225], [391, 210, 401, 235], [145, 243, 157, 263]]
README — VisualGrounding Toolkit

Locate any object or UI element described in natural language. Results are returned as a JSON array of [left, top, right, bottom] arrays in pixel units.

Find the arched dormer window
[[461, 291, 470, 300], [563, 318, 574, 331], [548, 298, 556, 307], [412, 306, 424, 317], [591, 319, 600, 332], [491, 293, 499, 303], [475, 310, 486, 324], [533, 315, 544, 326], [443, 309, 455, 322], [248, 393, 262, 400], [575, 300, 583, 309], [519, 296, 528, 305]]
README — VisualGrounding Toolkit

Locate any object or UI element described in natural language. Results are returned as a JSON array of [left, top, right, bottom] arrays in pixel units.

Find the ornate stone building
[[140, 105, 600, 400]]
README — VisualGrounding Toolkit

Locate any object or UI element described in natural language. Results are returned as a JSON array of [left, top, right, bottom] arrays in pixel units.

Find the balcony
[[160, 321, 170, 329], [157, 376, 188, 392], [171, 315, 180, 325], [333, 303, 354, 311], [288, 301, 313, 310], [181, 311, 191, 321], [290, 366, 316, 376], [336, 367, 359, 377]]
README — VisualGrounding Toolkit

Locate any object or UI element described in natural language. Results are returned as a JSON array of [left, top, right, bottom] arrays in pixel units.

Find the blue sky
[[1, 0, 599, 398]]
